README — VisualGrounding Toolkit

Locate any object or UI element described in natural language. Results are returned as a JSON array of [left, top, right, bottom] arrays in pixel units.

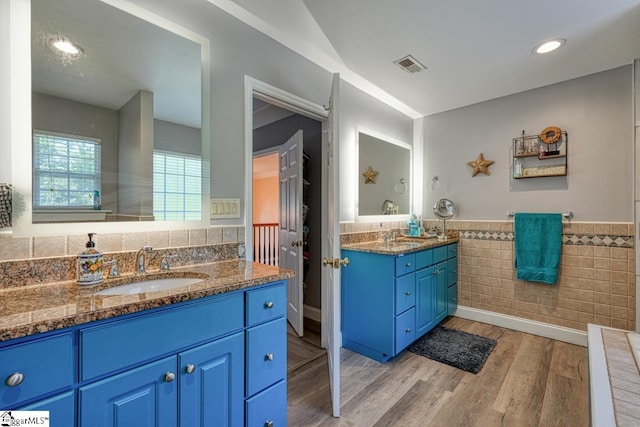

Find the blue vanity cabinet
[[0, 280, 288, 427], [341, 250, 408, 362], [342, 243, 458, 363]]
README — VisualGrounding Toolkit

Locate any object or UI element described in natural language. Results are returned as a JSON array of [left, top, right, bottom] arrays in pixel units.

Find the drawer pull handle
[[264, 301, 274, 309], [164, 372, 176, 382], [265, 421, 274, 427], [405, 291, 411, 296], [265, 353, 275, 361], [6, 372, 24, 387], [405, 328, 411, 333], [185, 364, 196, 374]]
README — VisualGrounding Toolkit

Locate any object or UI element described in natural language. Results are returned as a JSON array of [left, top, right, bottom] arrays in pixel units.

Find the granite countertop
[[0, 260, 294, 342], [341, 236, 458, 255]]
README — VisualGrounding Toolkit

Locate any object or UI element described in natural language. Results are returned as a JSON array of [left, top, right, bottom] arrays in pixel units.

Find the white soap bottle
[[77, 233, 104, 285]]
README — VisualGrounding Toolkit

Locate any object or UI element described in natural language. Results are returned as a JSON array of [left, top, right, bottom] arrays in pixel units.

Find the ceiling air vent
[[394, 55, 427, 74]]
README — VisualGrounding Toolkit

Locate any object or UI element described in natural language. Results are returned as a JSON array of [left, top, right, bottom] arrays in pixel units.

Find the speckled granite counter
[[341, 237, 458, 255], [0, 260, 294, 342]]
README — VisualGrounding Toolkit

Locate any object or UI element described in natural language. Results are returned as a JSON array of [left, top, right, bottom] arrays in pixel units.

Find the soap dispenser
[[77, 233, 104, 285]]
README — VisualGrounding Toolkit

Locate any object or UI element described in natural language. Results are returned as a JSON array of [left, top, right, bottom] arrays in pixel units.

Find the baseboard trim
[[454, 306, 588, 347], [303, 304, 322, 323]]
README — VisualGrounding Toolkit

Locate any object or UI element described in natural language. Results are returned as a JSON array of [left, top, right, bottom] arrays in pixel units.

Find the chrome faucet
[[135, 246, 153, 274]]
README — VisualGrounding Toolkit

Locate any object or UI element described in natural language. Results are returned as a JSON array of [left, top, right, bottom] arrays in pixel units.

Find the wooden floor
[[287, 317, 589, 426]]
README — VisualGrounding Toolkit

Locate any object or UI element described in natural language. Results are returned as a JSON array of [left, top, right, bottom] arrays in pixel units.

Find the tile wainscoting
[[341, 220, 635, 332]]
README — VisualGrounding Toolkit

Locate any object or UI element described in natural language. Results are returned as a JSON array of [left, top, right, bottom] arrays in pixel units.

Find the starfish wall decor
[[362, 166, 379, 183], [467, 153, 494, 176]]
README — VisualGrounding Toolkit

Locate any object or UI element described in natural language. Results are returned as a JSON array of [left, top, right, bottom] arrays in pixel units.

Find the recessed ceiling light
[[532, 38, 565, 54], [50, 36, 83, 56]]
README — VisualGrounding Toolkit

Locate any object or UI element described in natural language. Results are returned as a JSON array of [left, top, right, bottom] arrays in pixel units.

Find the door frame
[[243, 75, 328, 261]]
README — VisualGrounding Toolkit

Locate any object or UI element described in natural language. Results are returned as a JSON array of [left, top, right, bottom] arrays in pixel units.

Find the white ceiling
[[225, 0, 640, 118]]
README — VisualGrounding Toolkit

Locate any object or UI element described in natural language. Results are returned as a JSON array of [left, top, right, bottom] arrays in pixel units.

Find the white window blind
[[153, 150, 202, 221], [33, 131, 101, 208]]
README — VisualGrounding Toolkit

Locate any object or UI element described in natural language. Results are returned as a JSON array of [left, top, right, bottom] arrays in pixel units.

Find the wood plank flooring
[[287, 317, 589, 426]]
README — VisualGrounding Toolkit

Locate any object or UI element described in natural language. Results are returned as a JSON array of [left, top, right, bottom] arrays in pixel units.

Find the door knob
[[164, 372, 176, 382], [185, 364, 196, 374]]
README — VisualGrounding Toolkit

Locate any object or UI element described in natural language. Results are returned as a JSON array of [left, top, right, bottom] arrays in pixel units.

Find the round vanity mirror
[[433, 198, 457, 240]]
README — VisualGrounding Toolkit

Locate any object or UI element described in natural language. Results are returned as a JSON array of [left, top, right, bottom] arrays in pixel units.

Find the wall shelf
[[512, 131, 568, 179]]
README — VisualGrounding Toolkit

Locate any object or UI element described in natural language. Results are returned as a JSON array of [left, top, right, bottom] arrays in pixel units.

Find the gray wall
[[1, 0, 413, 227], [422, 65, 634, 222], [117, 90, 154, 218], [154, 119, 201, 157]]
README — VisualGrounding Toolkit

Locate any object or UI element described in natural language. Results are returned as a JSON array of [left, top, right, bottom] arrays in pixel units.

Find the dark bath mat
[[408, 326, 497, 374]]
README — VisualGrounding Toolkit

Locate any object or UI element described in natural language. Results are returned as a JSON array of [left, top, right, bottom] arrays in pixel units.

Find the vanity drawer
[[245, 380, 286, 427], [447, 257, 458, 286], [415, 249, 433, 271], [433, 246, 448, 264], [80, 293, 243, 381], [395, 307, 416, 353], [395, 273, 415, 314], [447, 243, 458, 259], [246, 281, 286, 327], [0, 332, 74, 407], [396, 253, 416, 276], [246, 317, 286, 396]]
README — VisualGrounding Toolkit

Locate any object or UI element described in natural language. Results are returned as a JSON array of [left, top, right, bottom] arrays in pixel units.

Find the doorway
[[251, 98, 323, 345]]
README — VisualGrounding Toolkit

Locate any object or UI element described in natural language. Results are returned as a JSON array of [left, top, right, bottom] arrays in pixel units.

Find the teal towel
[[514, 213, 562, 285]]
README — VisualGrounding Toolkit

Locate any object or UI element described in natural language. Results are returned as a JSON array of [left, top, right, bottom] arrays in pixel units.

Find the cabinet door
[[416, 267, 435, 337], [179, 332, 244, 427], [20, 390, 74, 427], [79, 357, 178, 427], [434, 261, 448, 324]]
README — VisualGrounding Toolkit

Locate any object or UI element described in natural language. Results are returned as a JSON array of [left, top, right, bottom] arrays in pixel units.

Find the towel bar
[[506, 210, 573, 220]]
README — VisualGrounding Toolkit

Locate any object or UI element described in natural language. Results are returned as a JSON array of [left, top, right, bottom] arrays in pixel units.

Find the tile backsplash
[[341, 220, 636, 331], [0, 227, 245, 288]]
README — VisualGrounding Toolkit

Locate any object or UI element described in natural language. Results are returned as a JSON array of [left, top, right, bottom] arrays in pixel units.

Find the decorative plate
[[539, 126, 562, 144]]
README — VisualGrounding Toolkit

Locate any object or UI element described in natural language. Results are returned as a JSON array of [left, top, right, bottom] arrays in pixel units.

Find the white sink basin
[[96, 277, 204, 296]]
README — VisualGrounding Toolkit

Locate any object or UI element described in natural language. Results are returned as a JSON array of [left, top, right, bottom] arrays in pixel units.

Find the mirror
[[356, 129, 411, 219], [10, 0, 210, 235], [433, 198, 456, 241]]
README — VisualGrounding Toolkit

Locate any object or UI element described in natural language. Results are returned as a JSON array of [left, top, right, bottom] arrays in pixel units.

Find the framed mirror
[[9, 0, 210, 236], [355, 128, 411, 221]]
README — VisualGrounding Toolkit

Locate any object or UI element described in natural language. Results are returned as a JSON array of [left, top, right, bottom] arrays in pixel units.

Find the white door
[[321, 73, 341, 417], [279, 130, 304, 337]]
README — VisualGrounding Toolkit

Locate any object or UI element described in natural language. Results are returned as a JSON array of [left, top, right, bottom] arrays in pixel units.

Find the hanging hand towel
[[514, 213, 562, 285]]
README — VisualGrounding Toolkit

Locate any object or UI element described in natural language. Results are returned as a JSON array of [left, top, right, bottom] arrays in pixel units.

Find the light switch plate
[[210, 198, 241, 219]]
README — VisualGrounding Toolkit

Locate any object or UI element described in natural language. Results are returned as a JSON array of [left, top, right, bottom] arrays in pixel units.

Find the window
[[153, 150, 202, 220], [33, 131, 101, 208]]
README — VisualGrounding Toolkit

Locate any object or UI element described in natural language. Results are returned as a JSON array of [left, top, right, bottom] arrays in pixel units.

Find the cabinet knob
[[185, 364, 196, 374], [405, 328, 411, 333], [264, 301, 274, 309], [265, 421, 274, 427], [5, 372, 24, 387], [164, 372, 176, 382], [405, 291, 411, 296], [265, 353, 274, 361], [433, 270, 440, 275], [405, 262, 411, 267]]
